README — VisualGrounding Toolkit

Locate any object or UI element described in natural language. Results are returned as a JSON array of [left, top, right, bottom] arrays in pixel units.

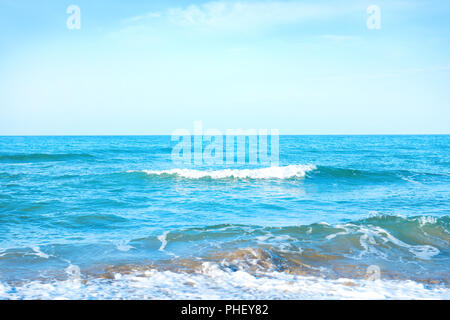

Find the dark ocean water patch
[[0, 172, 24, 181], [0, 153, 96, 163], [257, 203, 288, 211], [310, 166, 447, 184], [56, 213, 130, 229], [91, 145, 172, 155], [46, 172, 166, 191], [88, 171, 175, 186], [354, 215, 450, 247]]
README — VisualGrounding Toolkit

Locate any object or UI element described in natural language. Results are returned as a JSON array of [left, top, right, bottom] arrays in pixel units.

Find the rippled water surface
[[0, 135, 449, 299]]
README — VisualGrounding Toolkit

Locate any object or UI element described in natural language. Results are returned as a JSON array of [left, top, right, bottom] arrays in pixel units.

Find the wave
[[127, 164, 447, 183], [133, 165, 317, 179], [1, 263, 448, 299], [125, 215, 449, 279], [0, 215, 448, 299]]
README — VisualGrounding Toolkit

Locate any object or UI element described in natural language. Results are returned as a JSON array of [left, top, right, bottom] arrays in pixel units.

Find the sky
[[0, 0, 449, 135]]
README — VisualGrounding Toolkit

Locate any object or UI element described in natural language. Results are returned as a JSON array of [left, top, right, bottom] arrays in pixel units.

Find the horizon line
[[0, 133, 449, 137]]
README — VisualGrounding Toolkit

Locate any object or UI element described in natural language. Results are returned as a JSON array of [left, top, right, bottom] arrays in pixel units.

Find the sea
[[0, 135, 449, 299]]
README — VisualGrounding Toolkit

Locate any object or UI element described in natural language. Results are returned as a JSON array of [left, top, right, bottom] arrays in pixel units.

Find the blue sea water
[[0, 135, 449, 299]]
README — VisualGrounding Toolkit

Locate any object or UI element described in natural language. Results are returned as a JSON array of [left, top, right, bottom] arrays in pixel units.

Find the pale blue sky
[[1, 0, 449, 135]]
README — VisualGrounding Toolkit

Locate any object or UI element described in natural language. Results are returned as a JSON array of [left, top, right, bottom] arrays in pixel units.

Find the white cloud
[[170, 1, 343, 29], [122, 12, 161, 24], [125, 1, 353, 31]]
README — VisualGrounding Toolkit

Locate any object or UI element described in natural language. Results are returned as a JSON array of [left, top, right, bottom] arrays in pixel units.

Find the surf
[[133, 164, 317, 179]]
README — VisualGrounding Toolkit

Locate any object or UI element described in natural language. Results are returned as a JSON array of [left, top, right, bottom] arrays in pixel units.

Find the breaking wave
[[133, 165, 317, 179], [1, 264, 449, 300]]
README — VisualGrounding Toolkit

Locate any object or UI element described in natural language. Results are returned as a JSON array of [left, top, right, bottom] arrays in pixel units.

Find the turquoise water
[[0, 135, 449, 299]]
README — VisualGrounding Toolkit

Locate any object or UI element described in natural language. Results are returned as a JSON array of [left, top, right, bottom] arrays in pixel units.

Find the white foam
[[255, 234, 297, 253], [1, 264, 448, 300], [326, 224, 350, 240], [30, 246, 50, 259], [157, 231, 170, 252], [64, 264, 82, 290], [116, 241, 135, 252], [356, 225, 440, 261], [371, 226, 440, 260], [136, 165, 317, 179], [156, 231, 178, 257], [326, 231, 348, 240], [65, 264, 81, 280], [416, 216, 438, 227]]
